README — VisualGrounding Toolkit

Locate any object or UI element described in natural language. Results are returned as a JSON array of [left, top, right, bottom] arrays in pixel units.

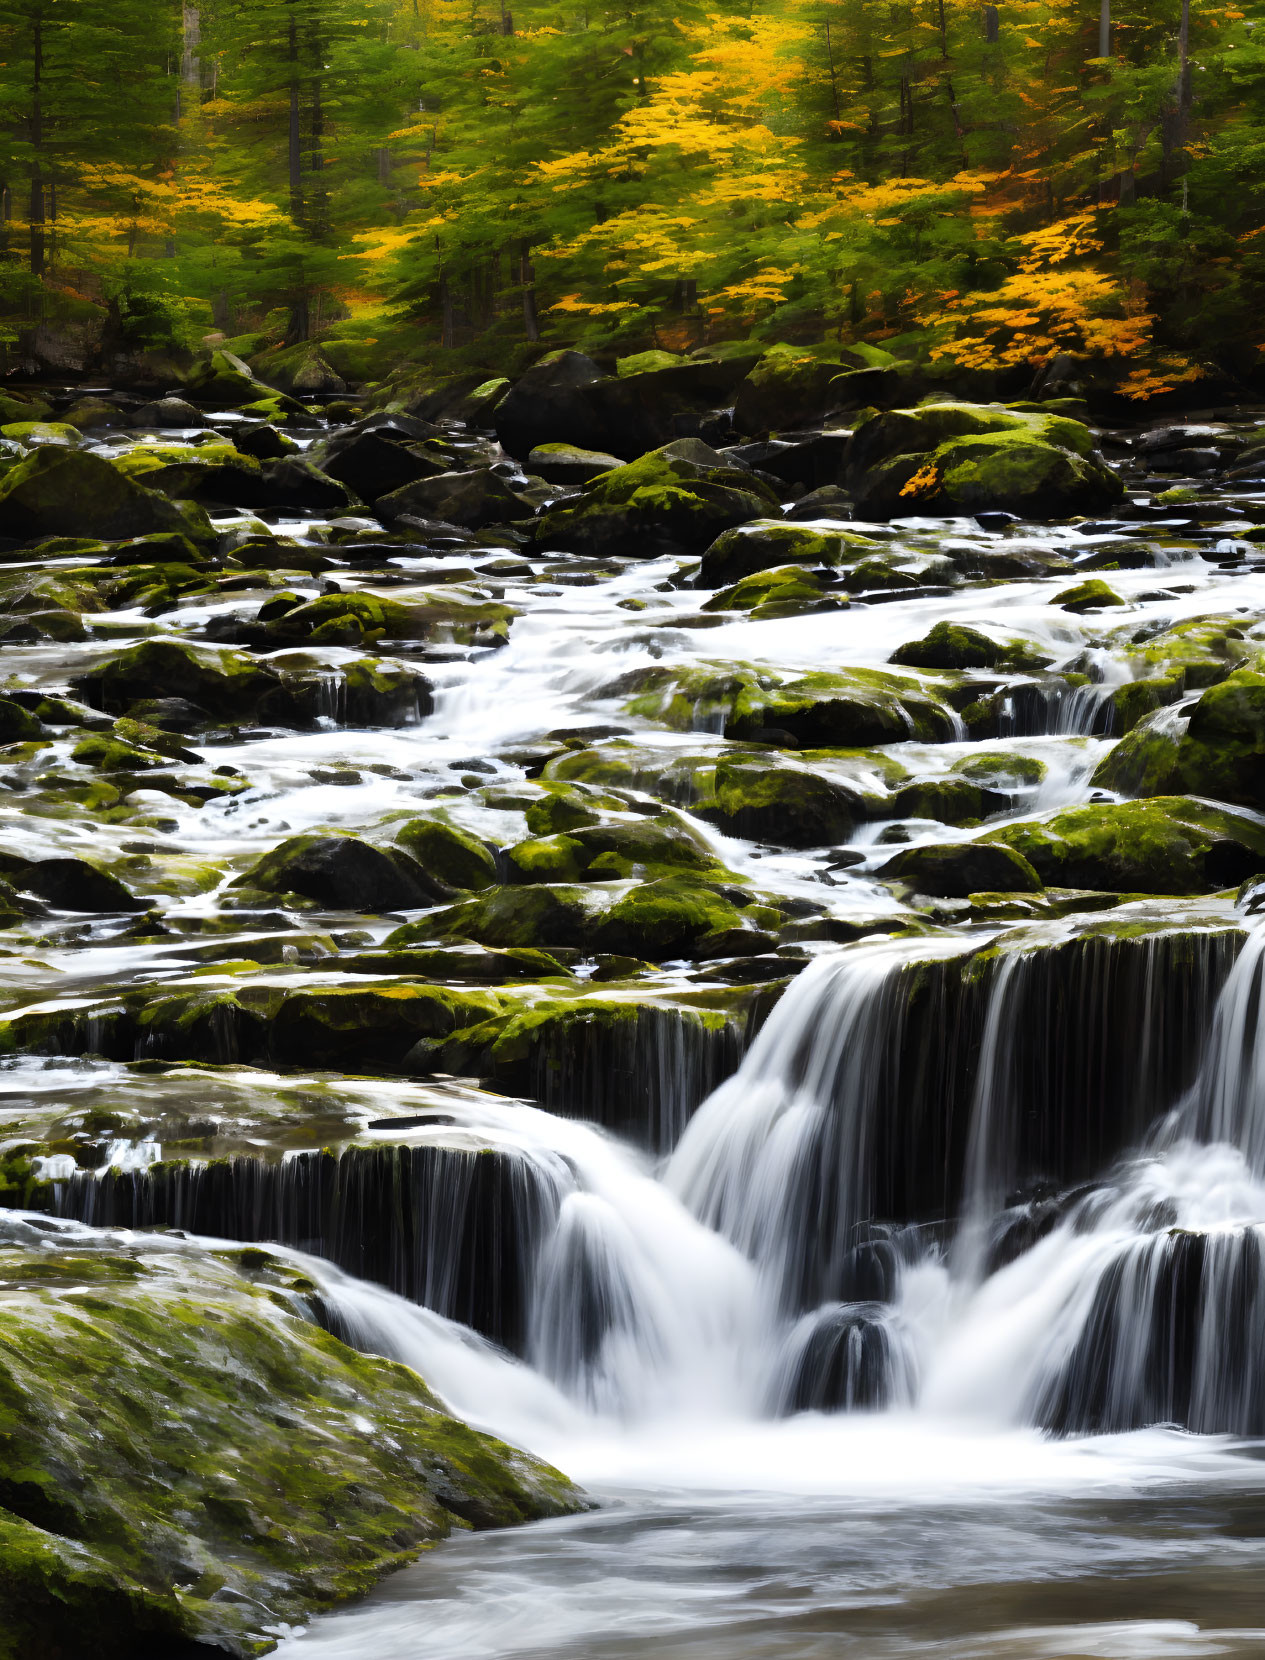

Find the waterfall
[[1179, 923, 1265, 1172]]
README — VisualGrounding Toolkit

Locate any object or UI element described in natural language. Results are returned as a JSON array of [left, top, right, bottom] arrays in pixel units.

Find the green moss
[[702, 562, 850, 620], [391, 817, 500, 890], [697, 521, 877, 587], [879, 839, 1043, 897], [592, 878, 759, 958], [952, 750, 1047, 786], [0, 1233, 583, 1657], [71, 735, 168, 772], [1171, 668, 1265, 810], [396, 884, 603, 951], [1054, 578, 1126, 612], [984, 795, 1265, 894], [891, 620, 1050, 672]]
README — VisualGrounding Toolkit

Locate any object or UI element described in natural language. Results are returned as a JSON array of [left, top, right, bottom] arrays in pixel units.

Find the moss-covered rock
[[846, 402, 1122, 519], [392, 818, 500, 891], [701, 562, 851, 621], [615, 660, 958, 748], [1054, 578, 1126, 612], [1169, 670, 1265, 810], [983, 796, 1265, 893], [74, 638, 281, 721], [0, 449, 214, 544], [526, 443, 623, 485], [0, 1226, 581, 1658], [271, 984, 502, 1068], [878, 839, 1043, 897], [377, 467, 531, 529], [699, 757, 866, 845], [696, 520, 878, 587], [890, 620, 1051, 672], [505, 813, 724, 885], [234, 833, 438, 911], [533, 441, 776, 558], [591, 877, 765, 958], [391, 884, 604, 952]]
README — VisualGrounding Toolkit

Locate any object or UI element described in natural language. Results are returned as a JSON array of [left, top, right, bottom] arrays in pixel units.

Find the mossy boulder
[[505, 813, 723, 885], [1054, 578, 1126, 612], [271, 590, 420, 641], [592, 878, 764, 958], [891, 621, 1051, 672], [0, 449, 213, 543], [396, 884, 604, 951], [732, 346, 881, 434], [1, 420, 82, 446], [983, 796, 1265, 893], [0, 698, 48, 742], [699, 758, 866, 846], [376, 467, 531, 529], [1098, 670, 1265, 811], [392, 818, 500, 891], [533, 441, 776, 558], [701, 563, 851, 621], [846, 403, 1123, 519], [616, 660, 957, 748], [271, 984, 501, 1068], [234, 833, 438, 912], [0, 1228, 581, 1658], [74, 638, 282, 721], [878, 840, 1043, 897], [527, 443, 623, 486], [696, 520, 879, 587]]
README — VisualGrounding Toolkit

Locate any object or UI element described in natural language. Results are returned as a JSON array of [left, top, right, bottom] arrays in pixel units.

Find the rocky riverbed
[[1, 346, 1265, 1654]]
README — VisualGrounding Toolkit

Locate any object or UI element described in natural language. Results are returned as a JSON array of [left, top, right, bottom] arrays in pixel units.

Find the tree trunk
[[288, 4, 303, 227], [1098, 0, 1110, 60], [181, 4, 200, 88], [519, 241, 539, 342], [983, 6, 999, 45], [824, 22, 841, 121], [28, 9, 44, 277], [308, 22, 326, 237]]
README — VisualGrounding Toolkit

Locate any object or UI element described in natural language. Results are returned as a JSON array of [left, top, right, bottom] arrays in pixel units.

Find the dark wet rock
[[397, 883, 601, 951], [185, 348, 303, 412], [232, 421, 297, 461], [317, 430, 445, 503], [493, 351, 604, 457], [725, 433, 852, 491], [75, 638, 282, 721], [392, 818, 500, 891], [777, 1303, 902, 1413], [234, 833, 440, 911], [0, 698, 48, 742], [533, 441, 776, 558], [732, 347, 901, 436], [526, 444, 622, 486], [377, 467, 531, 529], [60, 396, 127, 430], [782, 485, 855, 521], [20, 857, 143, 912], [0, 449, 214, 544], [878, 840, 1043, 897], [504, 814, 724, 886], [132, 395, 202, 428], [984, 796, 1265, 894]]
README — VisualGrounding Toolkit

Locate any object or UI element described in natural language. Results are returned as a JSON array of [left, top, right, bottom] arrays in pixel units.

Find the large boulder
[[0, 1232, 581, 1657], [533, 441, 776, 558], [1094, 670, 1265, 811], [392, 818, 500, 891], [74, 638, 282, 721], [493, 351, 604, 458], [845, 402, 1123, 519], [377, 467, 531, 528], [698, 758, 867, 846], [890, 620, 1051, 672], [0, 449, 212, 543], [234, 833, 439, 910], [496, 351, 756, 461], [19, 857, 143, 912], [732, 346, 908, 435], [983, 797, 1265, 893], [878, 840, 1043, 897], [697, 520, 878, 587], [317, 430, 441, 503], [186, 348, 303, 412]]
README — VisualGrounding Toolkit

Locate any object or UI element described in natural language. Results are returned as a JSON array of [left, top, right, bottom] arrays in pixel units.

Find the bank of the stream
[[1, 348, 1265, 1655]]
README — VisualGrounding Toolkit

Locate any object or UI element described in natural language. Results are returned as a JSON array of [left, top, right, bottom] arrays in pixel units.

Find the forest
[[1, 0, 1263, 398]]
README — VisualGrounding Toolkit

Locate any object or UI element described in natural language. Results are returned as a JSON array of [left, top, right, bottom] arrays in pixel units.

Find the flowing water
[[6, 399, 1265, 1654]]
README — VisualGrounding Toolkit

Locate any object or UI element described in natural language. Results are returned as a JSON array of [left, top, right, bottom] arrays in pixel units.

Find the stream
[[3, 391, 1265, 1655]]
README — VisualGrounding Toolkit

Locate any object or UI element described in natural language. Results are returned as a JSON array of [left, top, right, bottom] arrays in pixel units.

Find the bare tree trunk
[[287, 4, 303, 226], [1098, 0, 1110, 60], [824, 21, 841, 120], [983, 6, 999, 44], [181, 4, 200, 87], [29, 9, 45, 277], [519, 241, 539, 342]]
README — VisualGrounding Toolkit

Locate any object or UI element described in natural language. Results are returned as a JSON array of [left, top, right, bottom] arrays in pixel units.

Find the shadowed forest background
[[0, 0, 1262, 398]]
